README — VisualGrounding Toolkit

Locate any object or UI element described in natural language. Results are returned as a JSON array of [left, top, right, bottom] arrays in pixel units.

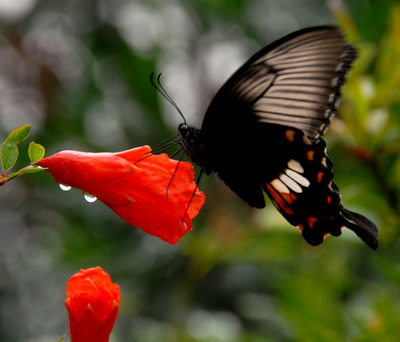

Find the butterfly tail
[[300, 206, 379, 250], [339, 207, 379, 250]]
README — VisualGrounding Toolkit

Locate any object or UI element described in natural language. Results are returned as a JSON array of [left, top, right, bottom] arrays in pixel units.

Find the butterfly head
[[178, 123, 190, 139], [177, 123, 212, 174]]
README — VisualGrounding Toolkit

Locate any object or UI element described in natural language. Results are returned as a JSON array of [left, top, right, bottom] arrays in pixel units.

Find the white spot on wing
[[321, 157, 328, 168], [288, 159, 304, 173], [279, 174, 303, 193], [271, 178, 290, 194], [285, 169, 310, 187]]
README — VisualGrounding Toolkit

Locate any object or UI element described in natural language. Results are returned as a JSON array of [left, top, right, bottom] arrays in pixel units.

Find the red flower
[[65, 267, 120, 342], [37, 146, 205, 243]]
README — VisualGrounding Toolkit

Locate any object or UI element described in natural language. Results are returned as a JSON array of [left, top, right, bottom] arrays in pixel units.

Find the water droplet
[[83, 192, 97, 203], [59, 184, 71, 191]]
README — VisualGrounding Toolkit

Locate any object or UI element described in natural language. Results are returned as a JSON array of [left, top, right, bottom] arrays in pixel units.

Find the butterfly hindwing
[[260, 127, 378, 249]]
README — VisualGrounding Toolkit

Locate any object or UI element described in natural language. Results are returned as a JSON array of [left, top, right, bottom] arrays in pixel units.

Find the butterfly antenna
[[150, 72, 187, 124]]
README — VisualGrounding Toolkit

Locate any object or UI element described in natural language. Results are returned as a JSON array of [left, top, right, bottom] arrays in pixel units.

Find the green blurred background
[[0, 0, 399, 341]]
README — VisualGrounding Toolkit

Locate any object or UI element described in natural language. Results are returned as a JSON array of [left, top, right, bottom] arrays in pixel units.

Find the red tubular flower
[[37, 145, 205, 244], [65, 267, 120, 342]]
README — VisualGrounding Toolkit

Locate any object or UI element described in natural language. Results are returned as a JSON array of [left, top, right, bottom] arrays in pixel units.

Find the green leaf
[[28, 141, 45, 163], [5, 124, 31, 144], [1, 125, 32, 173], [1, 143, 18, 173]]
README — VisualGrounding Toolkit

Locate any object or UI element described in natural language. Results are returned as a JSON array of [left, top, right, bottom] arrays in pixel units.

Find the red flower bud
[[65, 267, 120, 342], [37, 145, 205, 243]]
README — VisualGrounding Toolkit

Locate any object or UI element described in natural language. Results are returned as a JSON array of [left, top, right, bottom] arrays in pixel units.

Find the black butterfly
[[170, 26, 378, 249]]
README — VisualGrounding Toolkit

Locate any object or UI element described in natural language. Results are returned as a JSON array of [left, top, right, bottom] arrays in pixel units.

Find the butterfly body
[[178, 26, 379, 249]]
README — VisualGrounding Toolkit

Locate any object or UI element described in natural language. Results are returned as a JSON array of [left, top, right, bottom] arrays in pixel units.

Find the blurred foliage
[[0, 0, 399, 341]]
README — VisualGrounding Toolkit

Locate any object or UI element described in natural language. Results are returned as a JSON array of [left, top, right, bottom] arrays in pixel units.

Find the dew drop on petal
[[83, 192, 97, 203], [59, 184, 72, 191]]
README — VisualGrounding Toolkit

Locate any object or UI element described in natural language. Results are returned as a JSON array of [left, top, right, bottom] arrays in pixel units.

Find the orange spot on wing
[[283, 192, 297, 205], [307, 216, 318, 229], [317, 171, 324, 183], [306, 150, 315, 161], [285, 129, 296, 142], [266, 182, 295, 216], [326, 196, 332, 204]]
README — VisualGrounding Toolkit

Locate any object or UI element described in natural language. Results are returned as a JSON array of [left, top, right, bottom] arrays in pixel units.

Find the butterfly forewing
[[202, 26, 356, 142], [253, 30, 356, 140]]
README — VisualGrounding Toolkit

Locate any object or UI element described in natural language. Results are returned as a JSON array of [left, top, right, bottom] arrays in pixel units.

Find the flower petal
[[38, 146, 205, 243], [65, 267, 120, 342]]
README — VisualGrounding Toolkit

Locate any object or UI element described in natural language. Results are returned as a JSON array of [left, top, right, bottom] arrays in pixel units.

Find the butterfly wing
[[260, 126, 378, 250], [197, 26, 378, 248], [201, 26, 355, 142]]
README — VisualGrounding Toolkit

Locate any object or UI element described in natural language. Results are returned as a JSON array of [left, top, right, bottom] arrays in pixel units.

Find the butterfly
[[171, 26, 378, 249]]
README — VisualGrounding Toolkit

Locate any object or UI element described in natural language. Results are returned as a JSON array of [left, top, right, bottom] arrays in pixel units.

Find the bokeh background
[[0, 0, 399, 341]]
